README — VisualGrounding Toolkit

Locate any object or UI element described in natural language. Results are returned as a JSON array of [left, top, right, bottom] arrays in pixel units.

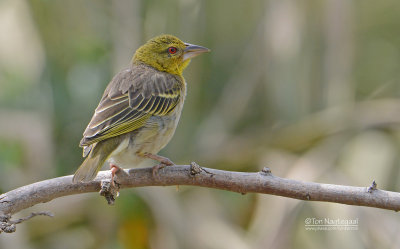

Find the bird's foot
[[143, 153, 175, 166], [143, 153, 175, 178], [152, 163, 167, 178], [110, 164, 121, 187]]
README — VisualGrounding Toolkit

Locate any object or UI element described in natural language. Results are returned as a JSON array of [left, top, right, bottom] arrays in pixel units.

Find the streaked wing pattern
[[80, 65, 182, 147]]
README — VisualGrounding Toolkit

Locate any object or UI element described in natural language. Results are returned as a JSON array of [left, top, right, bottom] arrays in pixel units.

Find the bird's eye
[[168, 47, 178, 54]]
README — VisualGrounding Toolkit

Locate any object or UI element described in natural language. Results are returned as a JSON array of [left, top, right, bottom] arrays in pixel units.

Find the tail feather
[[72, 155, 107, 183]]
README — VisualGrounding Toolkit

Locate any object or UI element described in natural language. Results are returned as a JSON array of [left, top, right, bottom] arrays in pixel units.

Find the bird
[[72, 34, 210, 183]]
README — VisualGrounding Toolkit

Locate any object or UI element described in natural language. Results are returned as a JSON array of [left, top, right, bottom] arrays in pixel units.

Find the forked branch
[[1, 163, 399, 233]]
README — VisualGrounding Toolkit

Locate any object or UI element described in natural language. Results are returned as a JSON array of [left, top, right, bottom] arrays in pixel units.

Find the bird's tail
[[72, 153, 107, 183]]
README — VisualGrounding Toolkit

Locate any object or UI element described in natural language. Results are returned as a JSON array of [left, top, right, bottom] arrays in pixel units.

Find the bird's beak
[[183, 43, 210, 61]]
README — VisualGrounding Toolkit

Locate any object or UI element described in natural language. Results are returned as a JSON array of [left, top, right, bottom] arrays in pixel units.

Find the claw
[[142, 153, 175, 178], [152, 163, 167, 178]]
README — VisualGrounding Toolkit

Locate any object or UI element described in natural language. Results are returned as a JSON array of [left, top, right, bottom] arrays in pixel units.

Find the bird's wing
[[80, 65, 183, 147]]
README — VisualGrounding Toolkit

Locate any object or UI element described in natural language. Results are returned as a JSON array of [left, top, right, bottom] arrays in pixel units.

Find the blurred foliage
[[1, 0, 400, 248]]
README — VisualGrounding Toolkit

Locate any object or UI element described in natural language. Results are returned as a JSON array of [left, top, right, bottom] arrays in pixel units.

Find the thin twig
[[8, 211, 54, 224], [0, 212, 53, 233]]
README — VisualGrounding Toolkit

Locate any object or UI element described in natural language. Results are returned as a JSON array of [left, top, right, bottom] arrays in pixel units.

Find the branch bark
[[1, 164, 400, 219]]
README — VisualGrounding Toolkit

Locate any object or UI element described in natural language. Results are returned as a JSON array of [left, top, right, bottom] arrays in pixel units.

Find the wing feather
[[80, 65, 183, 147]]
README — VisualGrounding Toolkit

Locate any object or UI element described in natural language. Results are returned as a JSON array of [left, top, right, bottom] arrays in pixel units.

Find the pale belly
[[107, 102, 183, 168]]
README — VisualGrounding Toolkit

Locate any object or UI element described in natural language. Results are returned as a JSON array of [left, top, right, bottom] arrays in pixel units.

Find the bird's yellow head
[[133, 34, 210, 76]]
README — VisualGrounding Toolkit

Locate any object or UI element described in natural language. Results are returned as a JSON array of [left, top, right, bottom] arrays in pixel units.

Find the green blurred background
[[1, 0, 400, 248]]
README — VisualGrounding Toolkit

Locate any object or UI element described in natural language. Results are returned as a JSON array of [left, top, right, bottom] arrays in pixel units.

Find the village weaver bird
[[73, 34, 209, 183]]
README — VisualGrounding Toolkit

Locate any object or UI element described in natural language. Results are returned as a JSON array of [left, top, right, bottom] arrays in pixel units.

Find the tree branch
[[1, 163, 400, 225]]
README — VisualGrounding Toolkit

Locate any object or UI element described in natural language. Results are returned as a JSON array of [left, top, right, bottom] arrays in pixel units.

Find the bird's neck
[[131, 62, 187, 92], [132, 53, 190, 77]]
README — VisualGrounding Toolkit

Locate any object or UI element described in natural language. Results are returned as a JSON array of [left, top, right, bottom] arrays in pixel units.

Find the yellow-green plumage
[[73, 34, 209, 183]]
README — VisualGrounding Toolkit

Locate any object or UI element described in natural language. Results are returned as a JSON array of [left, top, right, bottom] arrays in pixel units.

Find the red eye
[[168, 47, 177, 54]]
